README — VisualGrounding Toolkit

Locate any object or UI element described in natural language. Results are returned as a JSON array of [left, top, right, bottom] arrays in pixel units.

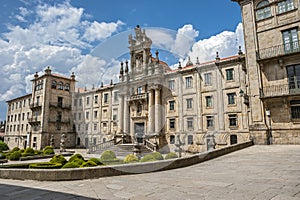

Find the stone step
[[97, 144, 153, 158]]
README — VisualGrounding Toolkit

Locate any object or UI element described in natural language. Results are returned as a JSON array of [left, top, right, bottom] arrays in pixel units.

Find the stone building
[[5, 68, 76, 149], [232, 0, 300, 144]]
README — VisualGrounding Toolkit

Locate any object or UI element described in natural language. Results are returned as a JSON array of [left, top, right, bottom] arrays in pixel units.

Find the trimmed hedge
[[44, 149, 55, 155], [62, 162, 80, 169], [0, 163, 31, 169], [88, 158, 102, 165], [50, 154, 67, 165], [100, 150, 116, 161], [124, 154, 139, 163], [11, 147, 20, 153], [140, 154, 156, 162], [0, 141, 9, 151], [9, 151, 21, 161], [0, 152, 6, 159], [165, 152, 178, 159], [150, 152, 164, 160], [29, 162, 62, 169], [80, 160, 97, 168], [24, 147, 35, 155], [69, 154, 85, 162], [71, 158, 85, 165]]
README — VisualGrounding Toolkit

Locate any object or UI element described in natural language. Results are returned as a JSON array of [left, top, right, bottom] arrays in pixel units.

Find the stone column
[[118, 95, 124, 133], [154, 87, 161, 134], [124, 96, 130, 134], [148, 89, 154, 134]]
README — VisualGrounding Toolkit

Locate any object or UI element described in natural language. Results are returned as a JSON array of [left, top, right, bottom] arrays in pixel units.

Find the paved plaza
[[0, 145, 300, 200]]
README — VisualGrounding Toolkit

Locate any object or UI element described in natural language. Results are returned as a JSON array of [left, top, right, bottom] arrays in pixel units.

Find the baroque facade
[[233, 0, 300, 144], [5, 26, 250, 152]]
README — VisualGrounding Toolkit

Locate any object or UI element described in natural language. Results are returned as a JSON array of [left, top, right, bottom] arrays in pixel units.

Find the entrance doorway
[[134, 122, 145, 143], [230, 134, 238, 145]]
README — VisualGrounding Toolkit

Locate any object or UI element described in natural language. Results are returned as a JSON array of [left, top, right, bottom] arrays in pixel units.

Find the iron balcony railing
[[129, 93, 148, 101], [260, 84, 300, 98], [258, 41, 300, 60]]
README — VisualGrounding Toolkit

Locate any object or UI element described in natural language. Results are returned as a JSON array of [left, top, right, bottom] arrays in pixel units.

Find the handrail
[[258, 41, 300, 60], [89, 139, 115, 153], [144, 139, 157, 152]]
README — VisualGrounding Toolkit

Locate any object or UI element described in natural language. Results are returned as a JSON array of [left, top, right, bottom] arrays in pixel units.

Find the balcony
[[48, 118, 70, 124], [260, 84, 300, 98], [49, 102, 71, 109], [30, 102, 42, 109], [128, 93, 148, 101], [258, 41, 300, 60], [28, 116, 41, 125]]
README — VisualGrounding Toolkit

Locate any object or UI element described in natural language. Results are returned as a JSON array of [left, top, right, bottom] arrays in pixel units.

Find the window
[[23, 99, 26, 107], [206, 96, 213, 108], [104, 93, 108, 103], [94, 123, 97, 131], [187, 117, 193, 129], [113, 109, 118, 121], [22, 113, 25, 121], [77, 124, 81, 131], [187, 135, 193, 145], [56, 111, 62, 122], [229, 114, 238, 127], [256, 1, 271, 20], [168, 80, 175, 90], [78, 112, 81, 120], [94, 111, 98, 118], [169, 119, 175, 129], [86, 97, 90, 105], [186, 98, 193, 109], [137, 104, 143, 113], [65, 83, 70, 91], [58, 81, 63, 90], [204, 73, 212, 85], [287, 65, 300, 90], [207, 116, 214, 128], [226, 68, 234, 81], [227, 93, 236, 105], [282, 28, 299, 53], [170, 135, 175, 144], [94, 95, 98, 104], [79, 99, 82, 106], [169, 100, 175, 111], [57, 97, 63, 107], [185, 76, 193, 88], [74, 113, 77, 120], [278, 0, 294, 14], [86, 112, 89, 120], [114, 92, 119, 102], [85, 124, 89, 131], [137, 86, 142, 94], [74, 99, 77, 107], [291, 100, 300, 119], [56, 123, 61, 131], [103, 109, 107, 118]]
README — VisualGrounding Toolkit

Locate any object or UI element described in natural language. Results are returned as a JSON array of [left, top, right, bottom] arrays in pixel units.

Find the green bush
[[0, 141, 9, 151], [140, 154, 156, 162], [62, 162, 80, 169], [35, 150, 44, 155], [11, 147, 20, 153], [124, 154, 139, 163], [18, 149, 25, 154], [165, 152, 178, 159], [21, 153, 35, 157], [9, 151, 21, 161], [43, 146, 53, 151], [0, 152, 6, 159], [150, 152, 164, 160], [69, 153, 85, 162], [100, 150, 116, 161], [70, 158, 85, 165], [50, 154, 67, 165], [88, 158, 102, 165], [0, 163, 31, 169], [24, 147, 35, 155], [29, 162, 62, 169], [80, 160, 97, 168], [43, 148, 55, 155]]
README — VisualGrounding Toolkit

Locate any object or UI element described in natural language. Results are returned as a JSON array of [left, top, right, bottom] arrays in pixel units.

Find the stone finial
[[196, 57, 200, 65], [101, 82, 103, 88], [84, 86, 87, 91], [186, 56, 193, 67], [215, 52, 220, 61], [34, 72, 39, 79], [120, 62, 124, 75], [155, 50, 159, 63], [178, 62, 182, 69], [45, 66, 51, 75], [92, 84, 95, 90], [71, 72, 75, 80], [125, 60, 129, 73], [238, 46, 243, 55], [110, 79, 113, 85]]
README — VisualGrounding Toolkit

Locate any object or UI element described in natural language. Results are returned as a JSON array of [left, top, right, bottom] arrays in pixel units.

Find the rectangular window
[[226, 68, 234, 81], [86, 97, 90, 105], [77, 124, 81, 131], [23, 99, 26, 107], [78, 113, 81, 120], [170, 135, 175, 144], [207, 116, 214, 128], [229, 114, 238, 127], [278, 0, 294, 14], [74, 99, 77, 107], [168, 80, 175, 90], [79, 99, 82, 106], [94, 95, 98, 104], [286, 65, 300, 90], [85, 124, 89, 131], [185, 76, 193, 88], [73, 113, 77, 120], [204, 73, 212, 85], [94, 110, 98, 118], [103, 109, 107, 118], [282, 28, 299, 53], [114, 92, 119, 102], [86, 111, 89, 120], [188, 135, 193, 145], [205, 96, 213, 108], [113, 108, 118, 120], [104, 93, 108, 103], [169, 100, 175, 111], [256, 2, 271, 20], [186, 98, 193, 109], [94, 123, 97, 131], [169, 119, 175, 129], [22, 113, 25, 121], [291, 100, 300, 119], [227, 93, 236, 105], [137, 86, 142, 94], [187, 117, 193, 129], [57, 97, 63, 107]]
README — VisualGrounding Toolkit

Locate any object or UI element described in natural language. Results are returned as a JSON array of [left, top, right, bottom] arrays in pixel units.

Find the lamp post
[[266, 110, 272, 145]]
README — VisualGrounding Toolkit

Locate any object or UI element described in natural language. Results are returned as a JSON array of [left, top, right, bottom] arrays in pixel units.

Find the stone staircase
[[97, 144, 153, 158]]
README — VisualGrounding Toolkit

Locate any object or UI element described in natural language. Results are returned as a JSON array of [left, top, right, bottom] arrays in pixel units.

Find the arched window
[[58, 81, 63, 90], [51, 80, 57, 89], [65, 83, 70, 91], [256, 1, 271, 20]]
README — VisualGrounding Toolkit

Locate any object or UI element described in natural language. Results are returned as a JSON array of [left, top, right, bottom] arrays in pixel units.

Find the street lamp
[[266, 110, 272, 145]]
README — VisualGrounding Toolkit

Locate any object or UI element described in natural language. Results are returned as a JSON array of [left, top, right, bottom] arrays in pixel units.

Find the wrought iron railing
[[258, 41, 300, 60]]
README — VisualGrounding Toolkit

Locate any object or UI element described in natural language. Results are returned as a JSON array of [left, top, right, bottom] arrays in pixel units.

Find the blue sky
[[0, 0, 243, 121]]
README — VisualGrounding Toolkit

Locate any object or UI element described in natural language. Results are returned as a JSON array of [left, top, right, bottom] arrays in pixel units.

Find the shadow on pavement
[[0, 183, 99, 200]]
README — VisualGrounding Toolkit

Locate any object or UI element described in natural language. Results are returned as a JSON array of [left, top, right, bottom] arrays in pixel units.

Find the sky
[[0, 0, 243, 121]]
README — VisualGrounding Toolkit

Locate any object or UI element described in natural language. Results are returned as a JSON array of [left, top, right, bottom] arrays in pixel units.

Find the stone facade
[[233, 0, 300, 144], [5, 67, 76, 149]]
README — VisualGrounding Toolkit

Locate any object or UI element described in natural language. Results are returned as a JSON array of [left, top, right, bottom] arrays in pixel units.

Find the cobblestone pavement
[[0, 145, 300, 200]]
